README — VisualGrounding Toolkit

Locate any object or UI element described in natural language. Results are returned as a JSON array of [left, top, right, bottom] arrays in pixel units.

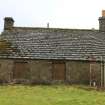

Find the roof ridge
[[13, 26, 98, 31]]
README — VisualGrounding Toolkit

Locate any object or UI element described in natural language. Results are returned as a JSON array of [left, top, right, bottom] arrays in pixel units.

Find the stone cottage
[[0, 11, 105, 86]]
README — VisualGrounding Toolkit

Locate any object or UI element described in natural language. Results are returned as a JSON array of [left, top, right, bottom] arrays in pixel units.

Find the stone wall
[[0, 59, 13, 83], [66, 61, 90, 84], [29, 60, 52, 84], [66, 61, 101, 86], [0, 59, 101, 85]]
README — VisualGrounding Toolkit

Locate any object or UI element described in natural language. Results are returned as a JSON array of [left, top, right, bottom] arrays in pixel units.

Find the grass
[[0, 85, 105, 105]]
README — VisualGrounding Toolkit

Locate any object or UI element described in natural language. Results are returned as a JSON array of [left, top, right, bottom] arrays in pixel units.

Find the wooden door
[[52, 62, 65, 80], [13, 62, 29, 79]]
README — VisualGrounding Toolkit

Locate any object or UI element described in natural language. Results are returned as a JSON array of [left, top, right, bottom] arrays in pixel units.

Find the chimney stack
[[4, 17, 14, 30], [99, 10, 105, 32]]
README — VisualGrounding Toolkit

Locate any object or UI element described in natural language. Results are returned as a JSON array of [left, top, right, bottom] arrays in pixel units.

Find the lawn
[[0, 85, 105, 105]]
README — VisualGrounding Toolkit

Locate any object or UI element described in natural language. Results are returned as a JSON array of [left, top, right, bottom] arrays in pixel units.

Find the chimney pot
[[102, 10, 105, 17]]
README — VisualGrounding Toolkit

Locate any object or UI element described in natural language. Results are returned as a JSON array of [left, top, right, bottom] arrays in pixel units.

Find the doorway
[[13, 61, 30, 80], [52, 61, 66, 81]]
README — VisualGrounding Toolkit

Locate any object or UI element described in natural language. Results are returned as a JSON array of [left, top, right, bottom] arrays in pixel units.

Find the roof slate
[[1, 27, 105, 61]]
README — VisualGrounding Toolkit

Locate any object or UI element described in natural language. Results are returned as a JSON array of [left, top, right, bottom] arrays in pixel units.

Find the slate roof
[[1, 27, 105, 61]]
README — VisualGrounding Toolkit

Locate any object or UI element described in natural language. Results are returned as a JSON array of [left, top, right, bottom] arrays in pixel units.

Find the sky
[[0, 0, 105, 33]]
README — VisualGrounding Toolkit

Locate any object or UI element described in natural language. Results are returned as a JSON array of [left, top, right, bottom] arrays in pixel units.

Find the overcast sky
[[0, 0, 105, 33]]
